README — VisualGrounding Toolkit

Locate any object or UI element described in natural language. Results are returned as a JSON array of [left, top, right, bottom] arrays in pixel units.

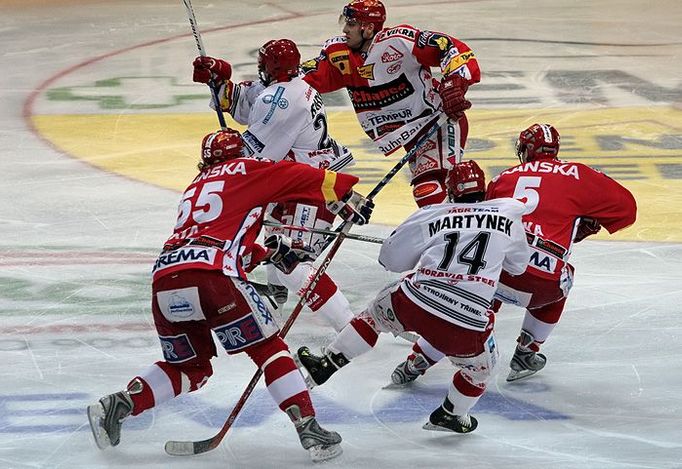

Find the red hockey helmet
[[199, 128, 243, 170], [515, 123, 560, 163], [341, 0, 386, 30], [446, 160, 486, 203], [258, 39, 301, 85]]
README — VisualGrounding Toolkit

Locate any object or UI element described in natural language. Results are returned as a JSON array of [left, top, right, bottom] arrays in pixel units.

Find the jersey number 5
[[513, 176, 542, 214], [438, 231, 490, 275], [175, 181, 225, 229]]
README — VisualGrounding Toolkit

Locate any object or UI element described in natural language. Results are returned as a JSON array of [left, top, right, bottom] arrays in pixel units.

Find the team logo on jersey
[[442, 51, 476, 76], [348, 73, 415, 111], [329, 50, 351, 75], [301, 58, 320, 73], [381, 45, 404, 63], [358, 64, 375, 80], [261, 86, 289, 124], [386, 62, 401, 74]]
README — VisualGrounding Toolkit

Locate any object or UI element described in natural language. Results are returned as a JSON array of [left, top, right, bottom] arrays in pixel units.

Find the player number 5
[[512, 176, 542, 214]]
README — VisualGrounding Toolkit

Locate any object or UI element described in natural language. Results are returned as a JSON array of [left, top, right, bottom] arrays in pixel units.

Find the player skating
[[302, 0, 480, 207], [87, 128, 372, 462], [295, 161, 530, 433], [391, 123, 637, 384]]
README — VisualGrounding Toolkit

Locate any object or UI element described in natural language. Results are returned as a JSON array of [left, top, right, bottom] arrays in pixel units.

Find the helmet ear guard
[[516, 123, 560, 163]]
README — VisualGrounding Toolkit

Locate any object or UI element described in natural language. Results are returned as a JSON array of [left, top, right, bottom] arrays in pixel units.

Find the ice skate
[[295, 346, 348, 388], [390, 353, 431, 385], [423, 405, 478, 434], [287, 405, 342, 462], [506, 347, 547, 382], [87, 391, 134, 449]]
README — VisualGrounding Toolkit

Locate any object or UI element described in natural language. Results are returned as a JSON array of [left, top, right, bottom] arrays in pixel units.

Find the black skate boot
[[423, 398, 478, 434], [506, 330, 547, 382], [296, 346, 349, 388], [286, 405, 342, 462], [391, 353, 431, 385], [87, 390, 134, 449]]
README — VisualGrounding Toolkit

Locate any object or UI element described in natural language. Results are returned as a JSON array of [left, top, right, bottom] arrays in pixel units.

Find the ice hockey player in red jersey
[[302, 0, 481, 207], [485, 123, 637, 381], [86, 128, 372, 462], [193, 39, 362, 334], [389, 123, 637, 384], [295, 161, 530, 434]]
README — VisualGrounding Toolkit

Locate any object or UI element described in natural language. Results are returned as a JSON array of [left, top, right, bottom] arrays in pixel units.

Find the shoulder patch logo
[[358, 64, 375, 80], [329, 50, 351, 75]]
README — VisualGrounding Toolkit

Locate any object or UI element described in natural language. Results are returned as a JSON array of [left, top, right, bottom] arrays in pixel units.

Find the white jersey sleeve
[[215, 80, 265, 125]]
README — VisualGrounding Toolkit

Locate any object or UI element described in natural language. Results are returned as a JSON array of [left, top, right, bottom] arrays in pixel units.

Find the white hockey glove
[[264, 234, 315, 274], [327, 191, 374, 225]]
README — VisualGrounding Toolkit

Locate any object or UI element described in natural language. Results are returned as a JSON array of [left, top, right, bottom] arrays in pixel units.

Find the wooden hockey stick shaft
[[263, 220, 385, 245], [181, 0, 227, 130], [164, 113, 448, 456]]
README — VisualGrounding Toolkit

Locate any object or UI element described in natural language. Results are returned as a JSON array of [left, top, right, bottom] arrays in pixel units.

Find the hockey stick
[[164, 113, 448, 456], [165, 222, 353, 456], [181, 0, 227, 130], [263, 220, 385, 245]]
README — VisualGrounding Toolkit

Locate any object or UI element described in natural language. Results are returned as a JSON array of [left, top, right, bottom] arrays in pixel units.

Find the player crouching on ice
[[296, 161, 530, 433], [87, 128, 372, 462]]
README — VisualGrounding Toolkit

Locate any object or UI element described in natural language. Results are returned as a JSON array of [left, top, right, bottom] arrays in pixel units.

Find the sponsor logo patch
[[329, 50, 351, 75], [381, 45, 404, 63], [358, 64, 375, 80], [386, 62, 401, 74], [348, 73, 415, 111], [159, 333, 197, 363], [213, 315, 265, 352]]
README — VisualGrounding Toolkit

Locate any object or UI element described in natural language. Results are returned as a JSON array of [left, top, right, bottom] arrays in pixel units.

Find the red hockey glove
[[327, 191, 374, 226], [439, 74, 471, 120], [264, 234, 315, 274], [574, 217, 601, 243], [192, 56, 232, 84]]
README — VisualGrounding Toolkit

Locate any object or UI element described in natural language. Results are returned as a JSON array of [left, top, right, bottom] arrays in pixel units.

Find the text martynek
[[428, 213, 512, 237]]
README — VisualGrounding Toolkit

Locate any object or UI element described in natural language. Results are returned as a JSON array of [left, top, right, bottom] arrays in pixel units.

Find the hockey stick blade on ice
[[181, 0, 227, 129], [164, 113, 448, 456]]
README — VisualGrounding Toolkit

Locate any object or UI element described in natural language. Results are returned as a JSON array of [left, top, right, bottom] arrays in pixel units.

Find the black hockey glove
[[327, 191, 374, 225], [264, 234, 315, 274], [574, 217, 601, 243]]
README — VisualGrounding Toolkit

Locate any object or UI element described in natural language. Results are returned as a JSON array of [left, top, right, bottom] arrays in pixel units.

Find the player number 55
[[175, 181, 225, 229]]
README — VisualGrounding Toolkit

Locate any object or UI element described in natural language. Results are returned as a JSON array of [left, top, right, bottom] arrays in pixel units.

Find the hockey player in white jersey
[[193, 39, 361, 334], [295, 161, 530, 433]]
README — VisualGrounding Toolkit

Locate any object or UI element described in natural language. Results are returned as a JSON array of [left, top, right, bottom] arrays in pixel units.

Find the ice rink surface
[[1, 1, 682, 468]]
